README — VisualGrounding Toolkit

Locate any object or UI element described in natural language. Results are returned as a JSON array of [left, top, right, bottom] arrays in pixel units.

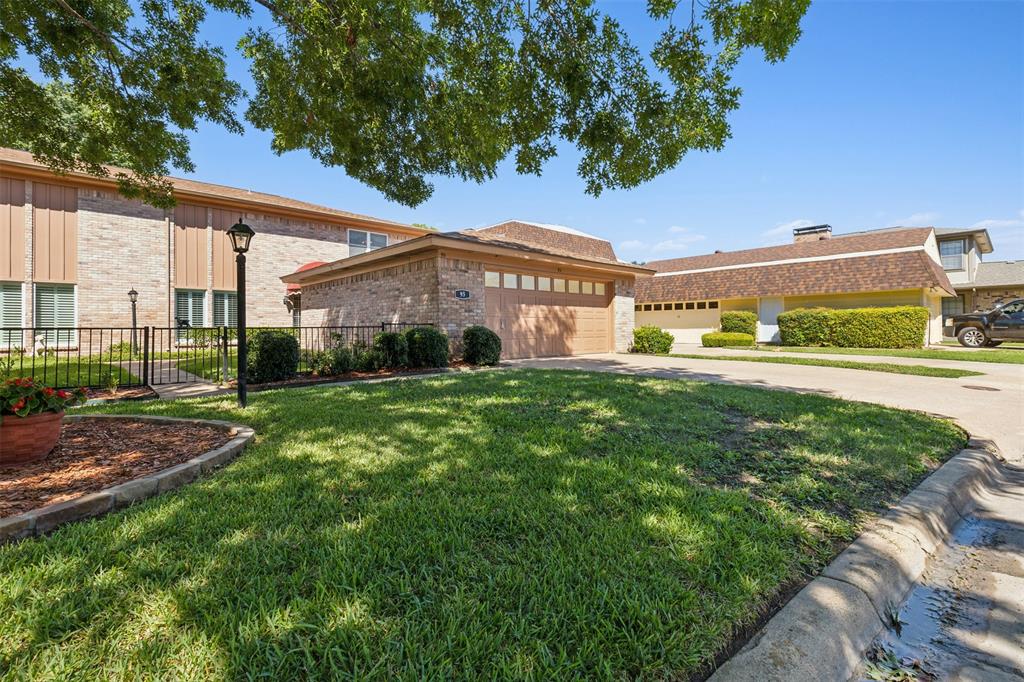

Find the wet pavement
[[857, 467, 1024, 681]]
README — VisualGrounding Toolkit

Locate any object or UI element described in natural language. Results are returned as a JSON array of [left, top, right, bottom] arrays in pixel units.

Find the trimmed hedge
[[777, 306, 929, 348], [702, 332, 755, 348], [463, 326, 502, 365], [373, 331, 409, 368], [720, 311, 757, 337], [404, 326, 449, 368], [247, 330, 300, 383], [632, 326, 674, 354]]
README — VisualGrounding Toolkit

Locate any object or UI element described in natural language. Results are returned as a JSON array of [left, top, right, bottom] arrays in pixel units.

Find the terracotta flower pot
[[0, 411, 64, 465]]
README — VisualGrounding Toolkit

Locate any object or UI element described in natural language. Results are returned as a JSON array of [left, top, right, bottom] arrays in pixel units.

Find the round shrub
[[247, 330, 300, 383], [720, 311, 757, 337], [404, 326, 449, 368], [632, 326, 674, 354], [373, 331, 409, 368], [312, 345, 354, 376], [463, 325, 501, 365], [701, 332, 755, 347]]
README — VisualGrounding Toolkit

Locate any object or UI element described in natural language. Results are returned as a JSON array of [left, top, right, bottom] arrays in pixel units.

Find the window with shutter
[[213, 292, 237, 327], [175, 289, 206, 342], [0, 282, 23, 348], [34, 283, 75, 347]]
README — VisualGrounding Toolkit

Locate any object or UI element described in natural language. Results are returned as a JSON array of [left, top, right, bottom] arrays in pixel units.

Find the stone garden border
[[0, 415, 255, 544], [708, 437, 1007, 682]]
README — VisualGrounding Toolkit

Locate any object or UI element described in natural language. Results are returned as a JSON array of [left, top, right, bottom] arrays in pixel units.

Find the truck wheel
[[958, 327, 987, 348], [985, 340, 1003, 347]]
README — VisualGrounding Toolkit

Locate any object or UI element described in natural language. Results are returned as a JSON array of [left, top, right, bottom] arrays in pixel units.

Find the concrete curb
[[709, 438, 1005, 682], [0, 415, 255, 544]]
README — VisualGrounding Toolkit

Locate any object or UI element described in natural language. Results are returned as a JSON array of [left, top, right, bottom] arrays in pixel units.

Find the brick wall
[[302, 257, 442, 329], [971, 288, 1024, 311], [78, 188, 170, 328], [436, 256, 486, 348], [612, 277, 636, 352]]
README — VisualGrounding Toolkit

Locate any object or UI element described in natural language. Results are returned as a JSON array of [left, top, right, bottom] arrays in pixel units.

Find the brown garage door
[[484, 271, 613, 359]]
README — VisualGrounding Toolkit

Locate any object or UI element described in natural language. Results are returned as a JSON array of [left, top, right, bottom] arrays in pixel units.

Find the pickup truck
[[944, 298, 1024, 348]]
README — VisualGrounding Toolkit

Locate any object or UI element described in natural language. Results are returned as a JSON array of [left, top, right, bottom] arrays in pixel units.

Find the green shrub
[[312, 345, 354, 376], [463, 326, 502, 365], [632, 326, 674, 354], [404, 326, 449, 368], [355, 347, 384, 372], [777, 306, 929, 348], [720, 311, 757, 337], [247, 330, 300, 383], [701, 332, 755, 347], [102, 340, 140, 360], [373, 331, 409, 368]]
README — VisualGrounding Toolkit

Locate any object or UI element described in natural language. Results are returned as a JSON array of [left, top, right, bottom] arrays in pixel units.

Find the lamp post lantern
[[127, 287, 139, 353], [227, 218, 255, 408]]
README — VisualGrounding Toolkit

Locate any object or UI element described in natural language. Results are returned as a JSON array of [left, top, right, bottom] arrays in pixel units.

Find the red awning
[[286, 261, 327, 292]]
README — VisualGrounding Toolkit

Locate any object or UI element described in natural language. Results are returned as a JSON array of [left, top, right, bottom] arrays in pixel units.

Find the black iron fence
[[0, 323, 432, 389]]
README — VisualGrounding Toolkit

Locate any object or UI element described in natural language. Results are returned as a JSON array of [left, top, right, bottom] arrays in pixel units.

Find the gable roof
[[637, 250, 956, 302], [645, 227, 934, 274], [0, 147, 426, 236], [934, 227, 993, 254], [283, 231, 652, 285], [971, 261, 1024, 288], [463, 220, 617, 262]]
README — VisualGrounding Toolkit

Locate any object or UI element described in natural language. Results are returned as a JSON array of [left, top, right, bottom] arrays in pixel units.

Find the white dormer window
[[939, 239, 966, 271], [348, 230, 388, 256]]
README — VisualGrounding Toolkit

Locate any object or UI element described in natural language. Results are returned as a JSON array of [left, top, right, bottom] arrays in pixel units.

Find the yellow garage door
[[484, 272, 612, 359]]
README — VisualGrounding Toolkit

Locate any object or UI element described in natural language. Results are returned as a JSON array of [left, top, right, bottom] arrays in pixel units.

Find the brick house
[[635, 224, 957, 345], [284, 221, 652, 358], [933, 227, 1024, 314], [0, 147, 427, 347]]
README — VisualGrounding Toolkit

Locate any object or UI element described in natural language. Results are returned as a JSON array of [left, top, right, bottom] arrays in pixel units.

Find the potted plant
[[1, 378, 86, 465]]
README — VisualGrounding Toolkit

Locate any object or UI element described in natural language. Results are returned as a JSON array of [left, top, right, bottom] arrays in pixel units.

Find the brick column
[[612, 277, 636, 353]]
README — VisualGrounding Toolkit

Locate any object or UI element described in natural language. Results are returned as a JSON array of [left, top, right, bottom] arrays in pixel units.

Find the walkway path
[[512, 352, 1024, 463]]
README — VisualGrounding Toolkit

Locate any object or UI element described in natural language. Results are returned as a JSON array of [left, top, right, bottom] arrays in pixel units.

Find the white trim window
[[1, 282, 23, 348], [34, 283, 76, 347], [939, 239, 966, 271], [348, 229, 388, 256], [213, 291, 238, 327], [175, 289, 206, 328]]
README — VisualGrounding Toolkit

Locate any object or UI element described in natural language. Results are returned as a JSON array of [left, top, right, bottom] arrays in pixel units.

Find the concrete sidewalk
[[672, 344, 1023, 372], [510, 353, 1024, 464]]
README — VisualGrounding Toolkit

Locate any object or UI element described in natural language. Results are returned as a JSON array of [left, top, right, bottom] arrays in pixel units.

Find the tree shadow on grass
[[0, 370, 965, 680]]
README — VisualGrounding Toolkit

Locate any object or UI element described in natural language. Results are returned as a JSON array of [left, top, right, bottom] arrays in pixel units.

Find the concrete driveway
[[510, 352, 1024, 464]]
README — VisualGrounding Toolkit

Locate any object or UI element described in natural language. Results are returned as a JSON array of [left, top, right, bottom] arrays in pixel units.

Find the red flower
[[43, 387, 55, 396], [12, 399, 25, 411], [56, 390, 69, 399]]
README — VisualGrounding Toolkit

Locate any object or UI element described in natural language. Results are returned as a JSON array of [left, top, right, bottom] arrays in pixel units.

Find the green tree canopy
[[1, 0, 809, 208]]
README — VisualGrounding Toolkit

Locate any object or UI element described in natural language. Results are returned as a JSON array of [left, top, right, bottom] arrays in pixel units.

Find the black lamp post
[[127, 287, 139, 353], [227, 218, 255, 408]]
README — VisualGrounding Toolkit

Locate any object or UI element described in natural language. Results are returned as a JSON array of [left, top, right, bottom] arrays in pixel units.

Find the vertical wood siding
[[173, 203, 208, 289], [32, 182, 78, 283], [211, 208, 237, 291], [0, 177, 26, 281]]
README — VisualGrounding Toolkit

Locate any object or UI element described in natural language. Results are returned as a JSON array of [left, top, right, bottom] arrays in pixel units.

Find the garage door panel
[[485, 277, 612, 359]]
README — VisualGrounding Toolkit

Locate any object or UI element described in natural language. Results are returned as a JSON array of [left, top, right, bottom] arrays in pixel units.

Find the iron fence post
[[222, 326, 229, 385], [142, 326, 150, 386]]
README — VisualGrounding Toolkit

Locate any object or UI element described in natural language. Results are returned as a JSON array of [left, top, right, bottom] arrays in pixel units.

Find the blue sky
[[175, 0, 1024, 261]]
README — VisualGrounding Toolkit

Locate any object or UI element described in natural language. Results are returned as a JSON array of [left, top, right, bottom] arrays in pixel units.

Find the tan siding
[[0, 177, 26, 281], [721, 298, 757, 312], [783, 289, 921, 310], [173, 203, 208, 289], [32, 182, 77, 283], [211, 208, 237, 290]]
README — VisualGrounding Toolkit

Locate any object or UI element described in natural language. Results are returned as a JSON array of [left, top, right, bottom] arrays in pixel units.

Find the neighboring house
[[0, 147, 427, 346], [283, 221, 651, 359], [635, 224, 956, 344], [934, 227, 1024, 315]]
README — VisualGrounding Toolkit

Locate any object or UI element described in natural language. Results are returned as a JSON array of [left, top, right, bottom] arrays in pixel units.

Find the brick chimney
[[793, 224, 832, 243]]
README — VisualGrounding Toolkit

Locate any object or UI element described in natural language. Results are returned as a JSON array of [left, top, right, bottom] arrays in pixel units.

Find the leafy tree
[[1, 0, 809, 208]]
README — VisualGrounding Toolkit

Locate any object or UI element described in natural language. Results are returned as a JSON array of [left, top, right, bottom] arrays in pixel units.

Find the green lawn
[[0, 370, 964, 679], [668, 353, 984, 378], [754, 345, 1023, 364], [3, 357, 142, 388]]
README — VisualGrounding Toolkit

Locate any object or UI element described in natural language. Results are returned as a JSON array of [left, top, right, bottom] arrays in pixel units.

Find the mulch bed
[[0, 419, 232, 518], [233, 361, 478, 391], [83, 386, 158, 401]]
